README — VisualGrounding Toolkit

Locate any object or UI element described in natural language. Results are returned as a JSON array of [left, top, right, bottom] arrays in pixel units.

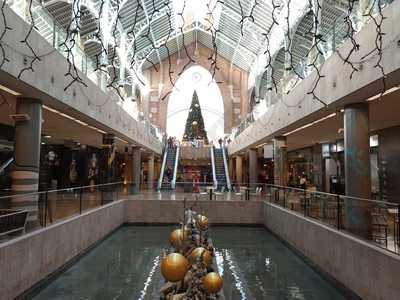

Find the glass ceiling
[[35, 0, 347, 90]]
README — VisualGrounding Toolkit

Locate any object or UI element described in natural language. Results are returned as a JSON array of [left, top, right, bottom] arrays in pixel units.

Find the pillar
[[99, 52, 108, 91], [273, 137, 288, 186], [344, 103, 371, 238], [132, 147, 141, 194], [283, 32, 291, 83], [147, 153, 155, 190], [124, 147, 133, 186], [248, 149, 258, 190], [228, 158, 234, 180], [11, 98, 42, 228], [70, 0, 83, 69], [103, 134, 115, 183], [235, 155, 243, 186]]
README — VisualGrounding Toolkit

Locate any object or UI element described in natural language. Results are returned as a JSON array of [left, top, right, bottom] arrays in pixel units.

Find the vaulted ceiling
[[38, 0, 352, 85]]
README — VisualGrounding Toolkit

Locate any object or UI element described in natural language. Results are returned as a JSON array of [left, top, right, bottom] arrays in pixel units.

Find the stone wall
[[124, 199, 264, 225], [180, 145, 212, 160], [143, 44, 250, 133], [263, 202, 400, 300], [228, 0, 400, 155], [0, 201, 125, 300], [2, 199, 400, 300], [0, 6, 162, 154]]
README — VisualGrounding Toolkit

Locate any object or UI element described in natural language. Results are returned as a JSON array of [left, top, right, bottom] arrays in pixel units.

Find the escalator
[[0, 157, 14, 198], [212, 146, 231, 191], [158, 145, 180, 190]]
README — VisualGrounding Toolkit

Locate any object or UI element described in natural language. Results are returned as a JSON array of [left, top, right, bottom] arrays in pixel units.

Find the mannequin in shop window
[[45, 147, 59, 190], [330, 175, 338, 194], [300, 173, 307, 190], [40, 147, 59, 224], [69, 157, 78, 188], [88, 153, 99, 188]]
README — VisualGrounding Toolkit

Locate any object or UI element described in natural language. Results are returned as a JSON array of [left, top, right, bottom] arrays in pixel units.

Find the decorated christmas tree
[[182, 91, 209, 143]]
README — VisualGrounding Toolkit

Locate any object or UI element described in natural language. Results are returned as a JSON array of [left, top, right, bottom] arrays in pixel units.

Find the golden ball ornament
[[196, 215, 209, 231], [202, 272, 223, 294], [169, 228, 189, 249], [189, 247, 212, 266], [160, 253, 189, 282]]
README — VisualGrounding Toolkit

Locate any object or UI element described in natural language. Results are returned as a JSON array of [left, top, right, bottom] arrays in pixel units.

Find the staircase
[[160, 147, 177, 190], [213, 148, 228, 191]]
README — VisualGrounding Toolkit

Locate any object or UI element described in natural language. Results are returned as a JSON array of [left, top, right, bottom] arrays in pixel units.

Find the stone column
[[273, 137, 288, 186], [99, 52, 108, 91], [344, 103, 371, 238], [11, 98, 42, 228], [283, 33, 291, 83], [132, 147, 142, 194], [248, 149, 258, 190], [103, 134, 115, 183], [124, 147, 133, 191], [228, 158, 234, 181], [235, 155, 243, 186], [147, 153, 155, 190]]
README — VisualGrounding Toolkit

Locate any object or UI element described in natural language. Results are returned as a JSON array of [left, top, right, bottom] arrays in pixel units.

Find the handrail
[[171, 144, 180, 190], [221, 146, 231, 191], [265, 184, 397, 206], [0, 157, 13, 174], [158, 147, 168, 190], [210, 146, 218, 189], [0, 181, 124, 200]]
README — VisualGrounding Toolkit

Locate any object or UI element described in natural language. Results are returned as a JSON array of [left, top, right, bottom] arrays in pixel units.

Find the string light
[[0, 0, 390, 118]]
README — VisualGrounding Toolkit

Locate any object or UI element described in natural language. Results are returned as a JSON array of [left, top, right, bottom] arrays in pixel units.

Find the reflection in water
[[214, 250, 224, 276], [33, 226, 172, 300], [223, 249, 251, 299], [213, 227, 346, 300], [138, 255, 161, 300], [32, 226, 345, 300]]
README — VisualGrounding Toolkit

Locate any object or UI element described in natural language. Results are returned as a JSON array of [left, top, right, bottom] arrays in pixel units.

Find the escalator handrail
[[157, 146, 168, 190], [210, 146, 218, 189], [171, 144, 180, 190], [222, 145, 231, 191], [0, 157, 14, 175]]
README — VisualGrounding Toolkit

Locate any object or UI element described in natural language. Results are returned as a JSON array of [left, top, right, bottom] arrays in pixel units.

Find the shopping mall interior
[[0, 0, 399, 299]]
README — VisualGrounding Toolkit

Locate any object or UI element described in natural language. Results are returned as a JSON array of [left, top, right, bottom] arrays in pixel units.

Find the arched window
[[167, 65, 224, 143]]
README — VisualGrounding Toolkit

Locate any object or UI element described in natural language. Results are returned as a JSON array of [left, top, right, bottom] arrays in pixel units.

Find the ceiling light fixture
[[115, 136, 129, 144], [283, 113, 337, 137], [366, 86, 400, 102], [43, 105, 106, 134], [0, 84, 21, 96]]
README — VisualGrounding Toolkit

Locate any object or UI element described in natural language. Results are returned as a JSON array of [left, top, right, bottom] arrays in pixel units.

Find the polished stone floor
[[124, 190, 264, 201], [35, 189, 262, 227]]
